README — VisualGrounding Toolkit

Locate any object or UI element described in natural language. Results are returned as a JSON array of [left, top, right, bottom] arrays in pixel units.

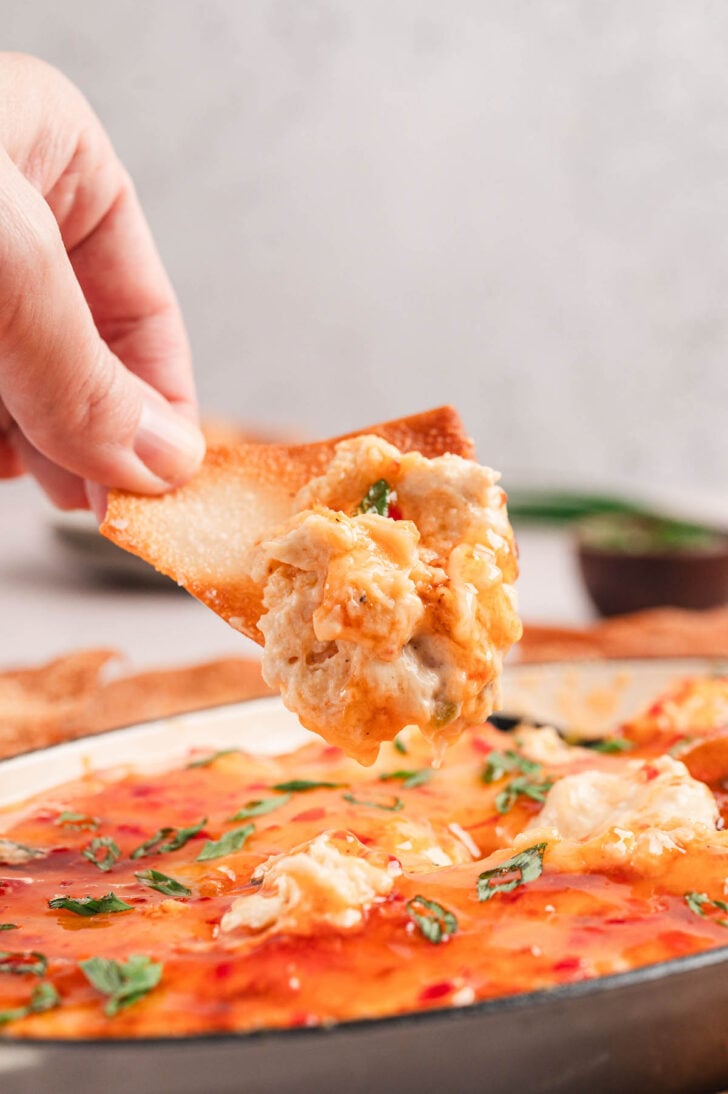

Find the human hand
[[0, 53, 205, 517]]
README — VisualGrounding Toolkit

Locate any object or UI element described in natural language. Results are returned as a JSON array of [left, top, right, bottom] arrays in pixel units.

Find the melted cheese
[[249, 436, 521, 762], [220, 831, 394, 934], [514, 725, 588, 767], [525, 755, 719, 873]]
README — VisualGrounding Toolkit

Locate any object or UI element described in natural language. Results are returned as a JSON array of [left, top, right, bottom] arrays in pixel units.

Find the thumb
[[0, 153, 205, 493]]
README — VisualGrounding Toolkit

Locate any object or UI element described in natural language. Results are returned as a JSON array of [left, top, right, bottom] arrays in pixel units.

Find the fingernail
[[85, 481, 108, 523], [134, 397, 206, 485]]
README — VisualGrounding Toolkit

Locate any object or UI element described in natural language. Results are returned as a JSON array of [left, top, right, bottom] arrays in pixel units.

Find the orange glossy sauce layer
[[1, 677, 728, 1039]]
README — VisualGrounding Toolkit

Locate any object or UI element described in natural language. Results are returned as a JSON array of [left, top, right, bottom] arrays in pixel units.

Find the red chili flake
[[643, 765, 660, 782], [291, 808, 327, 823], [34, 809, 58, 822], [388, 504, 403, 521], [419, 980, 454, 1002], [288, 1011, 315, 1028], [321, 746, 342, 759], [215, 961, 234, 980], [471, 737, 494, 756], [117, 823, 146, 836], [553, 956, 584, 972]]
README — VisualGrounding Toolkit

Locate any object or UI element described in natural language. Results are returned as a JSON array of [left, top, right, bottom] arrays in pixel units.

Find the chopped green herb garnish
[[494, 776, 554, 815], [342, 792, 404, 812], [227, 795, 292, 822], [0, 951, 47, 976], [477, 843, 547, 902], [685, 891, 728, 927], [82, 837, 120, 873], [55, 811, 99, 831], [582, 738, 634, 754], [134, 869, 192, 898], [186, 749, 238, 769], [196, 824, 254, 862], [130, 818, 206, 860], [379, 769, 433, 789], [48, 893, 133, 917], [482, 749, 540, 784], [271, 780, 344, 793], [406, 895, 458, 944], [393, 734, 408, 755], [80, 955, 163, 1017], [0, 924, 18, 932], [0, 981, 59, 1025], [433, 700, 458, 728], [356, 479, 392, 517]]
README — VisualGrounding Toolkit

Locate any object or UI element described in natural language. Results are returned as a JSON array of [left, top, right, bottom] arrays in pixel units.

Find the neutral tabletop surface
[[1, 477, 594, 673]]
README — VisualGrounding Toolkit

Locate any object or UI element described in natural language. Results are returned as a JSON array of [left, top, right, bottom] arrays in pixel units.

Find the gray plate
[[1, 659, 727, 1094]]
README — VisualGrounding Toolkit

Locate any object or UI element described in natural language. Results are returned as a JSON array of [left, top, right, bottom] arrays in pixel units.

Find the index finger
[[0, 53, 198, 422]]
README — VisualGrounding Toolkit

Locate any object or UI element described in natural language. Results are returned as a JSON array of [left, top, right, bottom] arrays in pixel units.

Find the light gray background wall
[[4, 0, 727, 498]]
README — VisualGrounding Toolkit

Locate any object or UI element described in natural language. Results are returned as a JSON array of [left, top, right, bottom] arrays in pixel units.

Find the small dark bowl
[[575, 513, 728, 617]]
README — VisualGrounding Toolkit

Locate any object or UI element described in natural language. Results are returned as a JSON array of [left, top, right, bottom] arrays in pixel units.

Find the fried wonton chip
[[518, 606, 728, 663], [100, 406, 474, 642], [0, 650, 271, 761], [0, 649, 118, 755]]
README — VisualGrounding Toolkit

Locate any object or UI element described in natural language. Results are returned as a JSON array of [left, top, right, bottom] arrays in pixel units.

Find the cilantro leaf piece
[[48, 893, 133, 917], [582, 737, 634, 754], [28, 981, 59, 1012], [379, 769, 433, 790], [55, 811, 100, 831], [130, 818, 206, 860], [0, 924, 18, 931], [0, 950, 47, 976], [393, 734, 408, 755], [271, 780, 344, 793], [433, 700, 458, 728], [134, 869, 191, 898], [477, 843, 547, 902], [80, 955, 163, 1017], [186, 749, 238, 769], [356, 479, 392, 516], [494, 776, 554, 815], [0, 981, 59, 1026], [406, 895, 458, 944], [196, 824, 254, 862], [482, 749, 540, 784], [342, 792, 404, 812], [685, 891, 728, 927], [82, 837, 120, 873], [227, 794, 292, 822]]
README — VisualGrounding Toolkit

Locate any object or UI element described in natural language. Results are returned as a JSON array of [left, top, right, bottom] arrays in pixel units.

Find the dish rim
[[2, 654, 727, 1048]]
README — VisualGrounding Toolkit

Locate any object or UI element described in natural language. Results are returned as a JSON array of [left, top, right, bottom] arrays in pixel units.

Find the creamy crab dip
[[248, 435, 522, 764]]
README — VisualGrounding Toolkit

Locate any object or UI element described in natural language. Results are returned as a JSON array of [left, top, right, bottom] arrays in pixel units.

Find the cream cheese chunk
[[523, 755, 720, 873], [220, 831, 394, 935], [533, 755, 718, 841], [248, 435, 521, 763]]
